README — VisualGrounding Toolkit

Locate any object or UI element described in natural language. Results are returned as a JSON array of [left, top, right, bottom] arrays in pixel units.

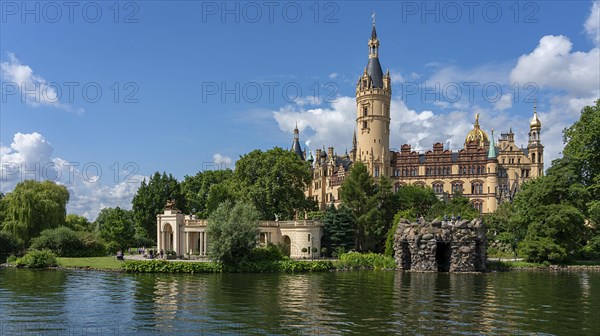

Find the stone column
[[203, 231, 208, 256], [185, 232, 189, 255]]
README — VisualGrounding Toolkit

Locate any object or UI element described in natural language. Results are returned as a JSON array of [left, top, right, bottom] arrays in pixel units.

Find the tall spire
[[488, 129, 497, 159], [365, 13, 383, 88], [290, 124, 304, 160], [530, 103, 541, 128], [371, 11, 377, 39]]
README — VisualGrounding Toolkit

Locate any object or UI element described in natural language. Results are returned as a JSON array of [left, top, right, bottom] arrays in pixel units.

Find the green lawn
[[57, 256, 127, 270]]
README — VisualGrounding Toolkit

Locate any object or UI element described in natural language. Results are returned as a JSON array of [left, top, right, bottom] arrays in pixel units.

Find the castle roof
[[465, 113, 489, 148]]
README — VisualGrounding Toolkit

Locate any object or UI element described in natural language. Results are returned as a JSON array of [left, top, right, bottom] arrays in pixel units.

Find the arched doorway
[[282, 235, 291, 257], [164, 223, 173, 251]]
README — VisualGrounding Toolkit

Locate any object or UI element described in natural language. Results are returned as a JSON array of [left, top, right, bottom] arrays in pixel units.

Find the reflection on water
[[0, 268, 599, 335]]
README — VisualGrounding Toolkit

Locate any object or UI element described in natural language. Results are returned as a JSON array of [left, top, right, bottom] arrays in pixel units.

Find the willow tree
[[2, 180, 69, 245]]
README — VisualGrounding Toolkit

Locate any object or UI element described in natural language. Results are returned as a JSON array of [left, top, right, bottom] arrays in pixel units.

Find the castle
[[291, 21, 544, 214]]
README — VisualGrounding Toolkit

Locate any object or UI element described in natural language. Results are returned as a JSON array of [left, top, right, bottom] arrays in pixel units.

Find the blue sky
[[1, 1, 599, 219]]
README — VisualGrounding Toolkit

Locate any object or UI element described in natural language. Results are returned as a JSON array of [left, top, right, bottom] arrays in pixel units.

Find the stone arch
[[163, 223, 174, 251], [281, 235, 291, 257]]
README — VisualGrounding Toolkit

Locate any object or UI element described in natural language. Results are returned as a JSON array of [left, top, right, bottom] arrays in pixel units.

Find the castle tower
[[355, 16, 392, 178], [528, 104, 544, 177], [486, 129, 498, 212], [290, 123, 305, 161]]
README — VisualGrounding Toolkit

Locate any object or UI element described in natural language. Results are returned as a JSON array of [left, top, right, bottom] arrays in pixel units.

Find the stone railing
[[183, 219, 208, 226], [182, 218, 322, 228], [260, 220, 322, 228]]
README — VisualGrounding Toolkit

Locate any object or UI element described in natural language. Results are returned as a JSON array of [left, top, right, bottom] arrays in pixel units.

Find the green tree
[[65, 214, 92, 232], [31, 227, 106, 257], [321, 205, 356, 257], [509, 172, 589, 262], [205, 181, 235, 216], [97, 207, 135, 252], [206, 201, 260, 265], [395, 185, 439, 216], [428, 192, 480, 221], [132, 172, 186, 242], [561, 99, 600, 188], [0, 230, 21, 261], [1, 180, 69, 245], [231, 147, 314, 220], [366, 176, 399, 252], [339, 162, 375, 251], [181, 169, 233, 218]]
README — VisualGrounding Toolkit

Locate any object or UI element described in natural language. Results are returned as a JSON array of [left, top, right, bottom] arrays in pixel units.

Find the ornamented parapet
[[393, 218, 486, 272]]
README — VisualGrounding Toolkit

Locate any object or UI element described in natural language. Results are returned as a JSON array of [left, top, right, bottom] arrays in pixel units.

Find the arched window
[[472, 200, 483, 213], [532, 153, 536, 162], [471, 181, 483, 195], [433, 182, 444, 193], [452, 182, 463, 194]]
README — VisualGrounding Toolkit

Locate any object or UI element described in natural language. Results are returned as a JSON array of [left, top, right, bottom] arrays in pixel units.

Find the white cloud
[[213, 153, 233, 166], [509, 35, 599, 97], [0, 53, 83, 114], [390, 69, 405, 84], [272, 95, 533, 156], [585, 1, 600, 46], [328, 72, 338, 79], [0, 132, 144, 221], [272, 96, 356, 154], [494, 94, 513, 111]]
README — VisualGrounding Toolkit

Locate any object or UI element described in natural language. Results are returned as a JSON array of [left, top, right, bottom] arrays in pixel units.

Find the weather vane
[[372, 11, 376, 25]]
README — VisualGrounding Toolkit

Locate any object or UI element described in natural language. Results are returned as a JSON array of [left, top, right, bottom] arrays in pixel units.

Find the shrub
[[581, 235, 600, 260], [518, 236, 567, 263], [338, 252, 396, 270], [249, 243, 286, 262], [30, 227, 84, 257], [76, 231, 107, 257], [123, 260, 222, 273], [16, 250, 58, 268], [0, 230, 22, 262], [29, 227, 106, 257]]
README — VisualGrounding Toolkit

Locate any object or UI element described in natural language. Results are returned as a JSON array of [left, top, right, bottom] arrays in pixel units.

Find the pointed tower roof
[[306, 149, 314, 162], [488, 129, 497, 159], [290, 124, 305, 160], [530, 103, 542, 128], [366, 14, 384, 88]]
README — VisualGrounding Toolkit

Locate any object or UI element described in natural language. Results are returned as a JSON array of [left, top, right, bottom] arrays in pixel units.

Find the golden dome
[[465, 113, 489, 147], [530, 109, 541, 128]]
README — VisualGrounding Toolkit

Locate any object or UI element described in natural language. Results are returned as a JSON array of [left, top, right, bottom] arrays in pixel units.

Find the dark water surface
[[0, 268, 598, 335]]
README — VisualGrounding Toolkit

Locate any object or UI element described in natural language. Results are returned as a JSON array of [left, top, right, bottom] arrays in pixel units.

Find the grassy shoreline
[[4, 256, 600, 273]]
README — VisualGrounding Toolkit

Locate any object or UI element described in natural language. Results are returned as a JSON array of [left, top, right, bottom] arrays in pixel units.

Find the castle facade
[[291, 22, 544, 214]]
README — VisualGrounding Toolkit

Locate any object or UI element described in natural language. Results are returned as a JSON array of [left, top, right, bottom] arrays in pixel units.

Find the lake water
[[0, 268, 598, 335]]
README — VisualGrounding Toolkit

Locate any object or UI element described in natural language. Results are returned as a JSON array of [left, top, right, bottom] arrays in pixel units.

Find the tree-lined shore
[[1, 100, 599, 269]]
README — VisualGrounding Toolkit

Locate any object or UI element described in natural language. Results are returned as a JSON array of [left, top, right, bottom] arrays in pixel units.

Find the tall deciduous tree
[[132, 172, 186, 242], [181, 169, 233, 218], [561, 99, 600, 188], [206, 200, 260, 265], [65, 214, 92, 232], [1, 180, 69, 245], [232, 147, 314, 220], [97, 207, 135, 252]]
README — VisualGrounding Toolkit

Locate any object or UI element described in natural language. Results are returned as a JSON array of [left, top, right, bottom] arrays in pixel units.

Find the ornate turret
[[528, 102, 544, 177], [290, 123, 305, 160], [355, 14, 392, 178], [465, 113, 490, 148]]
